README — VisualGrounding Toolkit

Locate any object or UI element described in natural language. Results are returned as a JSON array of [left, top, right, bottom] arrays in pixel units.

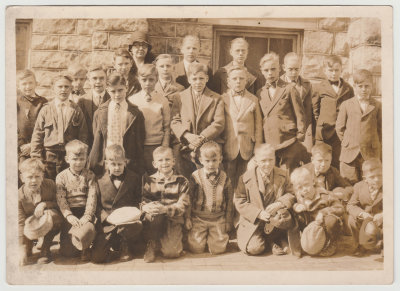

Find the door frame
[[16, 19, 33, 70]]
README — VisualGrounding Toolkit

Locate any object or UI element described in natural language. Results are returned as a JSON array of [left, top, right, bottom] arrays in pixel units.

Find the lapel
[[196, 88, 214, 124], [337, 79, 350, 101], [224, 92, 239, 119], [271, 167, 285, 197], [243, 167, 264, 209], [321, 79, 338, 99], [362, 99, 376, 118], [101, 174, 118, 207], [112, 174, 130, 206], [63, 101, 75, 132], [49, 101, 60, 131], [371, 189, 383, 207], [266, 79, 286, 116], [181, 88, 196, 130], [298, 76, 311, 101], [124, 103, 138, 136], [237, 91, 254, 120], [98, 100, 110, 139]]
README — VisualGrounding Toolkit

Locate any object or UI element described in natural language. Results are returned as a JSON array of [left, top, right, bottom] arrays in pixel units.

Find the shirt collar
[[93, 90, 106, 99], [54, 98, 69, 108], [110, 99, 127, 108], [231, 89, 245, 97], [159, 78, 171, 89], [285, 75, 299, 84], [356, 94, 370, 103]]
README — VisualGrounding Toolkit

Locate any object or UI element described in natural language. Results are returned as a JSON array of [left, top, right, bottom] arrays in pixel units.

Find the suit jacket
[[17, 93, 48, 149], [336, 97, 382, 163], [312, 78, 354, 141], [96, 169, 142, 224], [209, 62, 264, 95], [258, 79, 306, 150], [30, 100, 89, 158], [154, 79, 185, 107], [174, 61, 213, 89], [88, 99, 145, 176], [280, 74, 313, 152], [77, 90, 111, 147], [234, 166, 295, 251], [347, 180, 382, 218], [222, 89, 263, 161], [171, 87, 225, 144]]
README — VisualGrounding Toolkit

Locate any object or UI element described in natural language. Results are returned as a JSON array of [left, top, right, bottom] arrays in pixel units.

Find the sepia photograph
[[4, 4, 394, 285]]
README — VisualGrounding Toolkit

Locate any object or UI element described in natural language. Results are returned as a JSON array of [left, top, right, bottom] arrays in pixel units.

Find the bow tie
[[329, 80, 340, 86], [266, 82, 277, 89], [72, 90, 83, 95], [206, 171, 218, 179], [315, 171, 325, 178], [145, 93, 152, 102], [110, 174, 124, 181], [23, 95, 36, 102]]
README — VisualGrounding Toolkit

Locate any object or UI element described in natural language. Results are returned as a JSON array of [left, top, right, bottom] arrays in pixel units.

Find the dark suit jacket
[[17, 94, 48, 156], [312, 78, 354, 141], [336, 97, 382, 163], [171, 87, 225, 144], [347, 180, 382, 218], [209, 62, 264, 95], [77, 90, 110, 147], [154, 79, 185, 107], [174, 61, 213, 89], [258, 79, 306, 150], [88, 100, 145, 176], [301, 163, 353, 201], [96, 169, 142, 224]]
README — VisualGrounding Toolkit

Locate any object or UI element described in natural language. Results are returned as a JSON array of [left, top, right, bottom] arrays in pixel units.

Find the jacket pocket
[[43, 121, 53, 138]]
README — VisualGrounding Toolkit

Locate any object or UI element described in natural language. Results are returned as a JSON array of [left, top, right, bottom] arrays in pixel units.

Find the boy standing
[[258, 52, 307, 173], [171, 63, 225, 179], [18, 158, 63, 265], [336, 69, 382, 184], [347, 159, 383, 256], [222, 66, 263, 189], [30, 74, 89, 180], [91, 145, 143, 263], [89, 72, 145, 176], [17, 69, 48, 162], [141, 146, 190, 262], [281, 52, 313, 154], [186, 141, 233, 255], [128, 64, 171, 174], [56, 140, 97, 261], [312, 55, 354, 168], [67, 63, 87, 104]]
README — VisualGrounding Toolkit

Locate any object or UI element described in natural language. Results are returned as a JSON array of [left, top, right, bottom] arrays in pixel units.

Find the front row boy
[[19, 158, 63, 265], [56, 140, 97, 261]]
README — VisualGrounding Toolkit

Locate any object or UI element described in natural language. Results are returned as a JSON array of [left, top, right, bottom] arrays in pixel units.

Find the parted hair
[[65, 140, 89, 156], [227, 65, 248, 77], [106, 72, 127, 87], [17, 69, 37, 83], [153, 146, 173, 160], [52, 73, 73, 86], [113, 48, 134, 62], [19, 158, 45, 174], [187, 62, 208, 77], [181, 35, 201, 49], [259, 52, 280, 67], [105, 144, 126, 161], [284, 52, 301, 65], [290, 167, 312, 187], [199, 141, 222, 159], [311, 142, 332, 157], [323, 55, 342, 68], [138, 63, 158, 78], [353, 69, 373, 84], [154, 54, 174, 65], [254, 143, 276, 157], [67, 63, 87, 77], [230, 37, 249, 49], [87, 64, 107, 75]]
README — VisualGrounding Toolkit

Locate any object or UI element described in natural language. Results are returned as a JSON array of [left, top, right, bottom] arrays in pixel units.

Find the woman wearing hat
[[128, 30, 155, 75]]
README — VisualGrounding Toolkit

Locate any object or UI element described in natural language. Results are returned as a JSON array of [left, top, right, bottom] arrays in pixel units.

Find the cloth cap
[[264, 208, 293, 234], [301, 221, 327, 255], [23, 210, 54, 240], [128, 31, 152, 51], [69, 222, 96, 251], [106, 206, 142, 225], [359, 217, 380, 250]]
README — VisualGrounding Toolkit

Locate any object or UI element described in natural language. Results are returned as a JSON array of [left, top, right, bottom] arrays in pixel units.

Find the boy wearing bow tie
[[128, 64, 171, 174], [186, 141, 233, 255], [312, 55, 354, 168], [336, 69, 382, 184], [141, 146, 190, 262], [68, 63, 87, 104]]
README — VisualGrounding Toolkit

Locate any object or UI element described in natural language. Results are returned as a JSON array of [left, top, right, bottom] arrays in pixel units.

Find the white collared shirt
[[357, 95, 370, 113], [183, 59, 198, 74], [159, 79, 171, 91], [107, 100, 128, 147], [92, 90, 106, 107], [331, 79, 342, 94]]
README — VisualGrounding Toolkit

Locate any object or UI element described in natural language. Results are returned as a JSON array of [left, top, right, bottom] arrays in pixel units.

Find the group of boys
[[17, 34, 383, 266]]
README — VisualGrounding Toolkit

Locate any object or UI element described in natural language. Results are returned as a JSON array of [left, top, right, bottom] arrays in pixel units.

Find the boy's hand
[[265, 201, 284, 215], [293, 203, 306, 213], [34, 202, 46, 218], [185, 218, 192, 230], [359, 211, 373, 220], [373, 213, 383, 226], [258, 210, 271, 222], [142, 202, 162, 215], [315, 212, 324, 225], [184, 132, 199, 145], [79, 215, 91, 226], [67, 215, 80, 227], [20, 143, 31, 156]]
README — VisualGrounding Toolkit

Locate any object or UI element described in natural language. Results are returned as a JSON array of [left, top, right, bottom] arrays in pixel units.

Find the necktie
[[145, 93, 152, 102], [110, 103, 122, 146], [72, 90, 82, 96], [266, 82, 277, 89], [329, 80, 339, 86], [57, 103, 65, 144]]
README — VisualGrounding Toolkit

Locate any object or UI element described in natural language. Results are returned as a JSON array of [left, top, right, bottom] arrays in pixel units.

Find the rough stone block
[[166, 38, 182, 55], [31, 51, 79, 69], [350, 46, 381, 74], [31, 35, 59, 50], [199, 39, 212, 57], [347, 18, 381, 48], [78, 51, 115, 69], [148, 21, 175, 37], [176, 23, 213, 39], [77, 19, 95, 35], [301, 54, 326, 79], [303, 31, 334, 54], [32, 19, 76, 34], [92, 32, 108, 49], [109, 33, 134, 50], [333, 32, 349, 57], [148, 37, 167, 55], [60, 35, 92, 51], [319, 18, 348, 31]]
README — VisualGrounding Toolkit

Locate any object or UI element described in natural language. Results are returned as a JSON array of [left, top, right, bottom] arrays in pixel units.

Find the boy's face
[[354, 80, 372, 100], [114, 56, 133, 77], [152, 151, 175, 175], [188, 71, 208, 93], [18, 76, 37, 97], [53, 79, 72, 102], [71, 72, 87, 92], [107, 84, 127, 104], [311, 152, 332, 175], [228, 70, 247, 93], [156, 58, 173, 80], [254, 150, 275, 175], [88, 70, 106, 93], [21, 170, 44, 193], [230, 43, 248, 65], [181, 40, 199, 63], [65, 152, 87, 173], [138, 74, 157, 94], [293, 178, 316, 201], [131, 42, 149, 59], [260, 60, 280, 84], [364, 168, 383, 191], [282, 57, 301, 81], [106, 157, 127, 177], [199, 152, 222, 173], [324, 63, 342, 82]]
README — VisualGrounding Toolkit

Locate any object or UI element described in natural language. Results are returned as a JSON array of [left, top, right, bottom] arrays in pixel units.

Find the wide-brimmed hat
[[128, 31, 152, 52], [24, 210, 54, 240], [106, 207, 142, 226], [301, 221, 327, 255], [359, 217, 380, 250], [69, 222, 96, 251], [264, 208, 293, 234]]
